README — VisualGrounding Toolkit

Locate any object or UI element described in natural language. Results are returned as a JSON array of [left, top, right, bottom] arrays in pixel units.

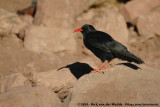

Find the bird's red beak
[[73, 28, 83, 33]]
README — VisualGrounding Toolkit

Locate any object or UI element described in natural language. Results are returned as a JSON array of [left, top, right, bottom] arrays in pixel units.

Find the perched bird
[[73, 24, 144, 73]]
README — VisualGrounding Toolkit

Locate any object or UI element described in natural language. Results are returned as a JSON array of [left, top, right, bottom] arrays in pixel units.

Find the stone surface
[[32, 68, 77, 100], [34, 0, 87, 27], [69, 64, 160, 107], [0, 9, 19, 36], [120, 0, 160, 24], [24, 25, 77, 54], [0, 68, 77, 100], [0, 87, 62, 107], [137, 7, 160, 37], [0, 72, 31, 93], [0, 0, 32, 13], [12, 15, 33, 35], [0, 35, 37, 77], [0, 9, 32, 37]]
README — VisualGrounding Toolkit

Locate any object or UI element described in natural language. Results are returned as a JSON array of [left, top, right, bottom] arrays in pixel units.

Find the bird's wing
[[109, 41, 144, 64], [110, 41, 128, 52], [86, 31, 115, 53]]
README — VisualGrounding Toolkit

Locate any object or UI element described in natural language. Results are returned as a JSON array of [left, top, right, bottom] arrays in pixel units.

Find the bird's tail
[[118, 51, 144, 64]]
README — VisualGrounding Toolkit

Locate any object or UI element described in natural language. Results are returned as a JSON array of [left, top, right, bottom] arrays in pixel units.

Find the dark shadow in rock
[[17, 0, 37, 17], [118, 0, 131, 3], [57, 62, 93, 79], [117, 63, 141, 70]]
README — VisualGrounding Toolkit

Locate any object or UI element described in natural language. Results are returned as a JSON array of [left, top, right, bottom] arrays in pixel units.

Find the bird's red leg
[[92, 62, 103, 73], [100, 62, 110, 70]]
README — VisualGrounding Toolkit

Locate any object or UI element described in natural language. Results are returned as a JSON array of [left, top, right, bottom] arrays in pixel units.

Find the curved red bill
[[73, 28, 83, 33]]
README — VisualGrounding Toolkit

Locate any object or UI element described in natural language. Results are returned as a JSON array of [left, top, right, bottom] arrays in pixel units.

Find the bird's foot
[[100, 64, 110, 70], [92, 69, 103, 73]]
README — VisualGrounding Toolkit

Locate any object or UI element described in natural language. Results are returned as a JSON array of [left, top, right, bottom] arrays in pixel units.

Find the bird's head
[[73, 24, 96, 35]]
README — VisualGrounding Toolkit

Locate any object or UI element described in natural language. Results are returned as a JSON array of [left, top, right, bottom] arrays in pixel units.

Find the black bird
[[74, 24, 144, 73]]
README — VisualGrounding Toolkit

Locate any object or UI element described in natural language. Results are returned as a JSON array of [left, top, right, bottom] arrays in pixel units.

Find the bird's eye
[[85, 27, 88, 30]]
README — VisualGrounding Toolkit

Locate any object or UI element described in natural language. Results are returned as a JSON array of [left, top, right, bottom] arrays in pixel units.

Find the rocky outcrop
[[24, 25, 77, 54], [0, 36, 38, 76], [0, 72, 32, 93], [137, 7, 160, 38], [0, 87, 62, 107], [1, 63, 160, 107], [0, 8, 33, 38], [0, 0, 32, 13], [34, 0, 87, 27], [69, 64, 160, 107], [12, 15, 33, 38], [32, 68, 77, 100], [120, 0, 160, 24], [0, 9, 18, 36], [25, 0, 89, 55], [0, 68, 77, 100]]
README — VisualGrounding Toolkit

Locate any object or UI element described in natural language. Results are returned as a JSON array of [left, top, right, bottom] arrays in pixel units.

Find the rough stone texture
[[34, 0, 87, 27], [0, 68, 77, 100], [30, 0, 89, 55], [0, 87, 62, 107], [0, 9, 32, 37], [0, 72, 32, 93], [0, 35, 36, 76], [120, 0, 160, 24], [12, 15, 33, 35], [24, 25, 77, 54], [77, 8, 128, 47], [32, 68, 77, 100], [0, 0, 33, 13], [69, 64, 160, 107], [137, 7, 160, 38], [0, 9, 19, 36], [0, 35, 59, 78]]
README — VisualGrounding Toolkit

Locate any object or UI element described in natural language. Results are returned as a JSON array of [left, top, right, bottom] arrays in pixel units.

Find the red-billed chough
[[74, 24, 144, 73]]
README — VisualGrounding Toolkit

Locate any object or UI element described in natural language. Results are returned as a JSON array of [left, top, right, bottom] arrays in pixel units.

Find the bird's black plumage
[[79, 24, 144, 64]]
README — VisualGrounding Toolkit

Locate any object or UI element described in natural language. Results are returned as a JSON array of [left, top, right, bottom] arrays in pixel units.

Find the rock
[[30, 0, 88, 54], [34, 0, 87, 27], [11, 15, 33, 36], [0, 9, 18, 36], [85, 0, 120, 11], [0, 35, 58, 75], [24, 25, 77, 54], [0, 0, 33, 13], [77, 8, 128, 46], [0, 35, 38, 77], [62, 94, 72, 107], [0, 68, 77, 101], [0, 9, 32, 37], [137, 7, 160, 38], [0, 35, 72, 78], [69, 64, 160, 107], [32, 69, 77, 100], [120, 0, 160, 24], [0, 87, 62, 107], [0, 72, 32, 93]]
